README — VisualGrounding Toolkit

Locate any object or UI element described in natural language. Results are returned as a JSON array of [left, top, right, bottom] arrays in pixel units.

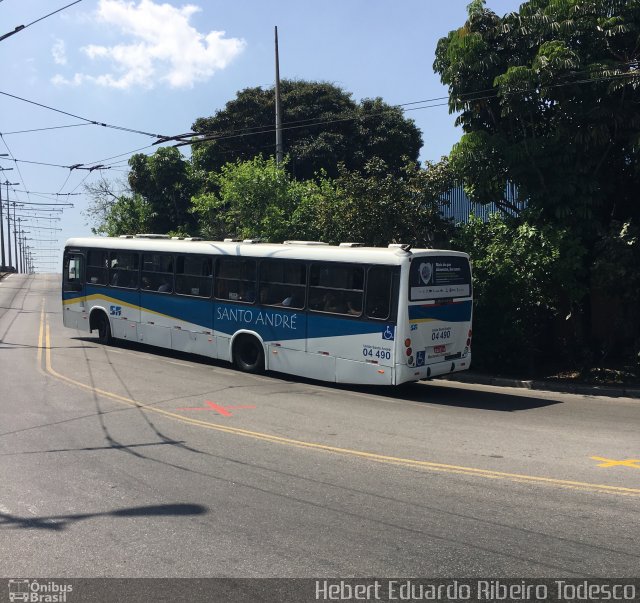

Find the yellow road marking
[[37, 300, 45, 366], [592, 456, 640, 469], [41, 316, 640, 497]]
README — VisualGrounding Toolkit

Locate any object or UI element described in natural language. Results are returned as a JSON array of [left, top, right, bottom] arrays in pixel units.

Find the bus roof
[[64, 237, 469, 265]]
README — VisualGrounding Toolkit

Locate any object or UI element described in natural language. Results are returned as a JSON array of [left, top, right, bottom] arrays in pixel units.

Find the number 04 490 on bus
[[62, 237, 473, 386]]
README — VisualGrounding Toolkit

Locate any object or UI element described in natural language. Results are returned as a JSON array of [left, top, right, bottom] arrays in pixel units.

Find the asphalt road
[[0, 274, 639, 578]]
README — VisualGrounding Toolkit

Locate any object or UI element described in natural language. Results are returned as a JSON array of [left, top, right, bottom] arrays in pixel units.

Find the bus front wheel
[[96, 313, 112, 345], [233, 335, 264, 373]]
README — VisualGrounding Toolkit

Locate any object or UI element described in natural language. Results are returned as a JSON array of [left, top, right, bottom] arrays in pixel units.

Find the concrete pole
[[275, 26, 283, 165], [13, 205, 18, 273], [5, 188, 11, 269], [0, 183, 5, 268]]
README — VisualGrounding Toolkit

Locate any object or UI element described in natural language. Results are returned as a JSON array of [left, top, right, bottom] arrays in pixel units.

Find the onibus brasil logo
[[8, 580, 72, 603]]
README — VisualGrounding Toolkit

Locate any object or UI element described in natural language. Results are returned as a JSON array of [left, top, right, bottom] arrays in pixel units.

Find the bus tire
[[96, 313, 112, 345], [233, 335, 264, 373]]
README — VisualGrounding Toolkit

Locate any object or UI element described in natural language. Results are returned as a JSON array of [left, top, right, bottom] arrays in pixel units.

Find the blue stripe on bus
[[306, 313, 388, 339], [408, 300, 472, 322], [65, 288, 391, 341], [140, 291, 214, 329]]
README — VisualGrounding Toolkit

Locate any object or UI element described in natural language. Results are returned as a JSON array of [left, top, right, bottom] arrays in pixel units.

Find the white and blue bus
[[62, 236, 472, 385]]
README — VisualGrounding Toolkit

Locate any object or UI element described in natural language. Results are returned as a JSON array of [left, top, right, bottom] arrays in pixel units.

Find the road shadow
[[0, 503, 207, 531], [70, 337, 560, 412], [349, 381, 562, 411]]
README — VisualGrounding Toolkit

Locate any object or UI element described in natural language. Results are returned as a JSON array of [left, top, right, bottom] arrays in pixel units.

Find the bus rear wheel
[[96, 313, 112, 345], [233, 335, 264, 373]]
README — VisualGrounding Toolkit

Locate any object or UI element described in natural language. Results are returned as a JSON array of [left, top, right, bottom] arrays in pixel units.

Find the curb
[[438, 372, 640, 399]]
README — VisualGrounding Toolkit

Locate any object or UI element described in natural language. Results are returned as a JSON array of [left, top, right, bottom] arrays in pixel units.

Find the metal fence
[[439, 181, 525, 224]]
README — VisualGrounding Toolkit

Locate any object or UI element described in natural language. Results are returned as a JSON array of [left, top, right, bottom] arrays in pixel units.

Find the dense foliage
[[435, 0, 640, 370], [128, 147, 199, 234], [190, 155, 455, 247], [453, 213, 586, 373], [191, 80, 423, 180], [434, 0, 640, 230]]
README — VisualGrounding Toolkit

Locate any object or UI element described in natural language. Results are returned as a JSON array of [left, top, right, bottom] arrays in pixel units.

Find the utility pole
[[274, 26, 283, 165], [16, 219, 24, 273], [3, 181, 19, 270], [0, 157, 11, 268], [0, 177, 5, 269], [19, 231, 30, 275], [13, 203, 19, 272]]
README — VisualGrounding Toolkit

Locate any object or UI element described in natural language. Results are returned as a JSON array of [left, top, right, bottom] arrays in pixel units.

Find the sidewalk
[[440, 371, 640, 399]]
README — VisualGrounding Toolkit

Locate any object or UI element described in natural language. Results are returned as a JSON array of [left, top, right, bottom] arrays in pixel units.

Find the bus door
[[62, 249, 89, 332], [407, 255, 472, 369]]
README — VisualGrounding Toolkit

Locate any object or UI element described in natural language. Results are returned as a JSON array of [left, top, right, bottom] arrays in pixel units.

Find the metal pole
[[0, 183, 4, 268], [20, 235, 26, 274], [17, 221, 23, 273], [13, 203, 18, 272], [3, 180, 20, 270], [15, 219, 20, 273], [0, 157, 8, 267], [5, 185, 11, 269], [274, 26, 283, 165]]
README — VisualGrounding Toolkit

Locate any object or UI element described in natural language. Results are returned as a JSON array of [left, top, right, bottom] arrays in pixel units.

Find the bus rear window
[[409, 256, 471, 301]]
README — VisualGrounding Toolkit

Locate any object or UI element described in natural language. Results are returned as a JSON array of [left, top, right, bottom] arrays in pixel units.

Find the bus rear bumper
[[395, 354, 471, 385]]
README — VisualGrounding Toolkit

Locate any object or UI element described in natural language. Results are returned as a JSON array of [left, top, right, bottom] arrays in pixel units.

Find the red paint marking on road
[[204, 400, 233, 416], [176, 401, 255, 417]]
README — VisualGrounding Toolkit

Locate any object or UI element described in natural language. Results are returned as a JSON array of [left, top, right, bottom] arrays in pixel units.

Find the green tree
[[454, 213, 586, 374], [191, 80, 423, 180], [128, 147, 199, 234], [435, 0, 640, 361], [290, 157, 456, 247], [191, 155, 455, 248], [434, 0, 640, 227], [191, 156, 308, 242], [84, 177, 151, 236]]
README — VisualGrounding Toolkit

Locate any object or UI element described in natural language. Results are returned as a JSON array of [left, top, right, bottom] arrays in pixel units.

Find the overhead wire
[[0, 133, 31, 204], [0, 90, 169, 139], [0, 0, 84, 43], [2, 123, 91, 136], [1, 61, 637, 182]]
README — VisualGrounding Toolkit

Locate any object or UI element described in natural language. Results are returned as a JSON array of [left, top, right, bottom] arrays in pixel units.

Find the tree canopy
[[190, 155, 455, 247], [128, 147, 199, 234], [191, 79, 423, 180], [434, 0, 640, 232]]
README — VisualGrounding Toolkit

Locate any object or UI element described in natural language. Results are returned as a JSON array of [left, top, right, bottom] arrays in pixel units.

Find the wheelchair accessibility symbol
[[382, 325, 395, 341]]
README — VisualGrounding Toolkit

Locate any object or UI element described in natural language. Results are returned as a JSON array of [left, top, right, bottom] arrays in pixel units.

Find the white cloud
[[51, 73, 88, 86], [52, 39, 67, 65], [52, 0, 245, 89]]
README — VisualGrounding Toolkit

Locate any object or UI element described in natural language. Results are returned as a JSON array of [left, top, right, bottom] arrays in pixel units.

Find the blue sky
[[0, 0, 521, 272]]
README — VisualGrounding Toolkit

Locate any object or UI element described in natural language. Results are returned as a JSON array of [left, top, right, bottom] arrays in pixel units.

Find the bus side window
[[365, 265, 392, 320], [308, 263, 364, 316], [63, 252, 83, 292], [141, 252, 173, 293], [215, 258, 256, 304], [109, 251, 140, 290], [86, 249, 108, 285], [175, 255, 212, 298], [259, 260, 306, 309]]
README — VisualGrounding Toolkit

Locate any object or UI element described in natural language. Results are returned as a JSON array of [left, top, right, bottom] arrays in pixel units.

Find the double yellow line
[[39, 302, 640, 498]]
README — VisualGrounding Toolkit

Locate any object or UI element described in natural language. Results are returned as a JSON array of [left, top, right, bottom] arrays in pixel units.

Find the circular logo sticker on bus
[[419, 262, 433, 285]]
